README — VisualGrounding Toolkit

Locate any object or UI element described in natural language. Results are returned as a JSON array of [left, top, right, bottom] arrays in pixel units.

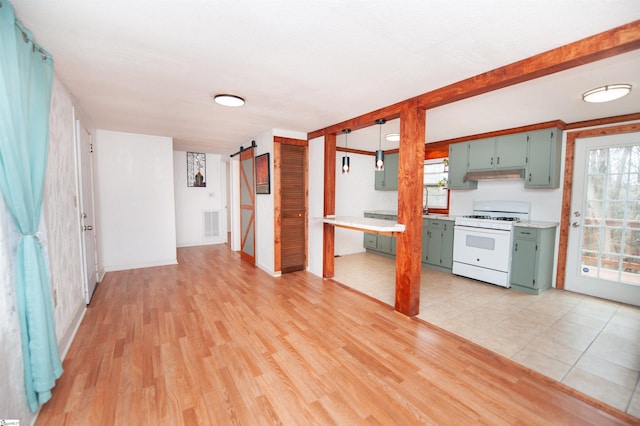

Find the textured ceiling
[[10, 0, 640, 154]]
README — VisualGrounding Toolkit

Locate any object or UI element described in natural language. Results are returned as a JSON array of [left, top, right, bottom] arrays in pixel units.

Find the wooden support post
[[323, 133, 336, 278], [395, 102, 425, 317]]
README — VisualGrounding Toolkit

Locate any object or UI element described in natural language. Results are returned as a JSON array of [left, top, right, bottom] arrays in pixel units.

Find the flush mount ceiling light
[[385, 133, 400, 142], [342, 129, 351, 174], [375, 119, 386, 171], [582, 84, 632, 103], [212, 93, 245, 107]]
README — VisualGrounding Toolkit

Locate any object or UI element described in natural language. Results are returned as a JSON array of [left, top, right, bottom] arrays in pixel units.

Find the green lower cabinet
[[363, 213, 397, 257], [422, 218, 454, 272], [510, 226, 556, 295]]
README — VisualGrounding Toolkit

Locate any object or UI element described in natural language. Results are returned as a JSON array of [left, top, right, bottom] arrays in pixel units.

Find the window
[[423, 158, 449, 210]]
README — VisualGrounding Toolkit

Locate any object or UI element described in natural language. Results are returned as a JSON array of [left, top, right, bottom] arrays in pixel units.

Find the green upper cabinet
[[495, 133, 528, 169], [525, 128, 562, 188], [447, 142, 477, 189], [375, 152, 399, 190], [467, 137, 496, 171], [468, 134, 528, 171]]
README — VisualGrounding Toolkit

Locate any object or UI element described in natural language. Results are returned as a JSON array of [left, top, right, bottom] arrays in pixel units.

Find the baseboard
[[103, 258, 178, 272], [59, 303, 87, 360]]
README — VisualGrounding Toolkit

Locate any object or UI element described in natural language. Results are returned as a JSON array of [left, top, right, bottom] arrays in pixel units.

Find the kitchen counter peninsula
[[322, 215, 405, 236]]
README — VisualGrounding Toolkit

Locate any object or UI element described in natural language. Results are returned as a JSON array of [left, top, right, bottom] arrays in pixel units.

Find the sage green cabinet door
[[375, 153, 399, 190], [440, 221, 454, 269], [495, 133, 528, 169], [425, 223, 443, 266], [423, 219, 454, 270], [467, 138, 496, 171], [525, 128, 561, 188], [421, 218, 429, 263], [448, 142, 477, 189], [378, 235, 395, 254], [511, 238, 537, 288], [363, 233, 378, 250]]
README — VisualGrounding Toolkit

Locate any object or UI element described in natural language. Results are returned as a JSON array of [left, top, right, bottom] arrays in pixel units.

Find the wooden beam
[[273, 141, 282, 274], [418, 20, 640, 109], [308, 21, 640, 140], [395, 102, 425, 317], [323, 133, 336, 278]]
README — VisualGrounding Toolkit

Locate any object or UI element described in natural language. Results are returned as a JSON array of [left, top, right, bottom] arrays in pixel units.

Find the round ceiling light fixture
[[212, 93, 245, 107], [385, 133, 400, 142], [582, 84, 632, 103]]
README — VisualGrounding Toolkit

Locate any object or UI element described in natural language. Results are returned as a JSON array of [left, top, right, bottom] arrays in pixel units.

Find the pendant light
[[342, 129, 351, 174], [375, 119, 385, 171]]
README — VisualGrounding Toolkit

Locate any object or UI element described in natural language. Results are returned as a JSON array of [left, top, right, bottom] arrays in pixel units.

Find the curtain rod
[[229, 140, 257, 158]]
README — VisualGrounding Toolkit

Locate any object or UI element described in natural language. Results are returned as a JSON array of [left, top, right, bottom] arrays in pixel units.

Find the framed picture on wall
[[187, 152, 206, 187], [255, 153, 270, 194]]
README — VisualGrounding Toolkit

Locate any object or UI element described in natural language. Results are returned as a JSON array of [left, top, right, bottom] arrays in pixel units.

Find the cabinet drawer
[[364, 233, 378, 249], [514, 228, 538, 239], [428, 220, 444, 229]]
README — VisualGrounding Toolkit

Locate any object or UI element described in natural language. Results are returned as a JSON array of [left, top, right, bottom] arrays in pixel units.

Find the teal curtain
[[0, 1, 62, 412]]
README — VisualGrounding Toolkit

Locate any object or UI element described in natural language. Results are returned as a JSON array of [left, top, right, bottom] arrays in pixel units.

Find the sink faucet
[[423, 185, 429, 214]]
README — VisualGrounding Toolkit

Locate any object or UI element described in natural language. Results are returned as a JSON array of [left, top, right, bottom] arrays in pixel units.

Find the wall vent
[[203, 210, 220, 238]]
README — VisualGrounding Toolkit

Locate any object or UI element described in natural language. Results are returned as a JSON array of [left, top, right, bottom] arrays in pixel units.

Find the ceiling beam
[[308, 20, 640, 139]]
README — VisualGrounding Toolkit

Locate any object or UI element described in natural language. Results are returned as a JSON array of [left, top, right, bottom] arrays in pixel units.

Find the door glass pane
[[580, 143, 640, 286]]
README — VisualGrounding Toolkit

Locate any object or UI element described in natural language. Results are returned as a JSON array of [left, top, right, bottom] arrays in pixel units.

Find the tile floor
[[334, 252, 640, 417]]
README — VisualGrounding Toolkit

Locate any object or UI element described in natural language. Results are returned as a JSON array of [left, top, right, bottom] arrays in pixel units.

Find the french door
[[566, 131, 640, 305]]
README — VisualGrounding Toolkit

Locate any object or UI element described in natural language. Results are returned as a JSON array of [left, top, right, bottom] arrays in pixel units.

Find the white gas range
[[452, 200, 530, 288]]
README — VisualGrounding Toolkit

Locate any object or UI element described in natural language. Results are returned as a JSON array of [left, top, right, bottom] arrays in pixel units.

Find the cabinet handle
[[515, 243, 518, 252], [528, 173, 532, 182], [497, 156, 500, 165], [521, 231, 531, 235], [490, 157, 494, 166]]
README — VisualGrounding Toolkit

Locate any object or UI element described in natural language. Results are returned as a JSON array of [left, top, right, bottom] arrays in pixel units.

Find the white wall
[[173, 151, 225, 247], [307, 136, 325, 277], [94, 130, 177, 271], [253, 130, 276, 275], [229, 156, 241, 251], [45, 79, 86, 352], [335, 151, 397, 255], [0, 77, 87, 424]]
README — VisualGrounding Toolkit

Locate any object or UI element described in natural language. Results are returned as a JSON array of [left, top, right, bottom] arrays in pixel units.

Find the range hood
[[463, 168, 525, 182]]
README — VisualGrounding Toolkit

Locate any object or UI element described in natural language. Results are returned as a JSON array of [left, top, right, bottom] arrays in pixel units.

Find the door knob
[[84, 225, 93, 231], [571, 222, 580, 228]]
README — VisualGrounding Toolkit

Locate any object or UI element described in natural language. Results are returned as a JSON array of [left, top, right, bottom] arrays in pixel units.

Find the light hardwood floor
[[37, 245, 637, 425], [335, 252, 640, 416]]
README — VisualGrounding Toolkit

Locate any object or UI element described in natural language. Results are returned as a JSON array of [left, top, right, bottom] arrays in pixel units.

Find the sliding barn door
[[280, 142, 307, 273], [240, 148, 255, 265]]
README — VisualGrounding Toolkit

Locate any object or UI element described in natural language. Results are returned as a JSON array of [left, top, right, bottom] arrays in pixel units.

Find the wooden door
[[279, 142, 307, 273], [240, 148, 255, 265]]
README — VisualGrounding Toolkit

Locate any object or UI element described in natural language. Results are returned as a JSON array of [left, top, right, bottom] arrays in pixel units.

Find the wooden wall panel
[[323, 133, 336, 278]]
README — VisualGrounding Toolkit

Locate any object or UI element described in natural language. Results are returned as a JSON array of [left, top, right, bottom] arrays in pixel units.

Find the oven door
[[453, 225, 512, 272]]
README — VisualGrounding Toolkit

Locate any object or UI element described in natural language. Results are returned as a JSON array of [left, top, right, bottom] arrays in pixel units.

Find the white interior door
[[566, 131, 640, 306], [76, 121, 98, 304]]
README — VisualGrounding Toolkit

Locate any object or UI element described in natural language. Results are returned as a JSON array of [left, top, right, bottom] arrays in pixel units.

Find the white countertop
[[423, 214, 455, 221], [363, 210, 398, 216], [322, 215, 405, 235], [515, 221, 559, 229]]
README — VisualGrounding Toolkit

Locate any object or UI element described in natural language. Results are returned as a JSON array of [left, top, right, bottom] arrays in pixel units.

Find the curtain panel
[[0, 0, 62, 412]]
